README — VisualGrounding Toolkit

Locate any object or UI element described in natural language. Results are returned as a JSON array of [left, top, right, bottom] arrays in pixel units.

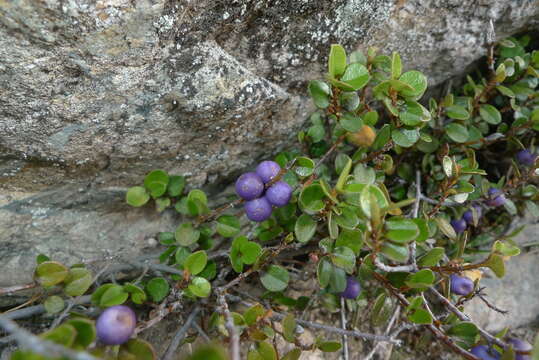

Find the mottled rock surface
[[1, 0, 538, 287]]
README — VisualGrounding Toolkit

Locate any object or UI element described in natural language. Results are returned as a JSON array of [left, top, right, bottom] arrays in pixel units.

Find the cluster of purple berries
[[470, 337, 532, 360], [236, 161, 293, 222], [450, 187, 508, 234]]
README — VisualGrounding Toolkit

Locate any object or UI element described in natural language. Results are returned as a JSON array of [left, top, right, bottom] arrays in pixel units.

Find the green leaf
[[341, 63, 370, 90], [372, 124, 391, 150], [447, 322, 478, 344], [240, 241, 262, 265], [391, 52, 402, 79], [340, 113, 364, 133], [123, 283, 147, 304], [336, 157, 352, 192], [158, 232, 176, 245], [260, 265, 289, 292], [36, 254, 50, 264], [399, 70, 428, 98], [413, 218, 429, 243], [184, 250, 208, 275], [145, 277, 170, 302], [446, 105, 470, 120], [44, 296, 65, 314], [418, 247, 445, 267], [335, 229, 363, 255], [295, 214, 317, 243], [167, 175, 186, 197], [334, 207, 359, 229], [187, 189, 209, 216], [64, 267, 93, 296], [359, 184, 389, 218], [493, 240, 520, 257], [299, 183, 326, 214], [281, 349, 301, 360], [295, 157, 315, 177], [144, 170, 169, 198], [244, 303, 266, 325], [188, 276, 211, 297], [66, 318, 96, 349], [405, 269, 435, 288], [328, 44, 347, 78], [479, 104, 502, 125], [99, 284, 129, 307], [392, 128, 420, 148], [317, 341, 342, 352], [230, 236, 247, 273], [34, 261, 69, 287], [408, 309, 433, 324], [308, 80, 331, 109], [446, 123, 469, 143], [399, 101, 431, 126], [380, 242, 409, 263], [119, 338, 156, 360], [443, 155, 453, 178], [434, 217, 457, 239], [175, 222, 200, 246], [41, 324, 77, 347], [385, 218, 419, 244], [317, 257, 332, 288], [282, 313, 296, 343], [256, 341, 278, 360], [216, 215, 241, 238], [126, 186, 150, 207], [485, 254, 505, 278], [330, 246, 356, 273]]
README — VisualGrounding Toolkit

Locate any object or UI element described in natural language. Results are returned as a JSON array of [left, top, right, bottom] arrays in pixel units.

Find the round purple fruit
[[486, 188, 506, 207], [265, 181, 293, 207], [244, 197, 273, 222], [470, 345, 501, 360], [451, 218, 467, 234], [96, 305, 136, 345], [463, 204, 482, 226], [256, 161, 281, 184], [516, 149, 536, 167], [341, 276, 361, 299], [235, 172, 264, 200], [450, 274, 474, 296], [507, 338, 532, 360]]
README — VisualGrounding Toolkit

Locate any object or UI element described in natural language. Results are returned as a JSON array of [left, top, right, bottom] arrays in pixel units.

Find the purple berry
[[470, 345, 501, 360], [340, 276, 361, 299], [450, 274, 474, 296], [516, 149, 536, 167], [96, 305, 136, 345], [256, 161, 281, 184], [507, 338, 532, 360], [244, 197, 272, 222], [486, 188, 506, 207], [235, 172, 264, 200], [265, 181, 293, 207], [463, 204, 482, 225], [450, 218, 467, 234]]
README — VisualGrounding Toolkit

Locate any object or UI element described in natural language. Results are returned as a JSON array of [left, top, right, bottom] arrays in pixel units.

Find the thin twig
[[193, 322, 211, 342], [0, 283, 37, 296], [340, 297, 349, 360], [374, 258, 416, 273], [0, 316, 98, 360], [364, 307, 401, 360], [216, 291, 240, 360], [2, 295, 92, 321], [162, 307, 201, 360], [475, 289, 509, 315], [428, 287, 508, 350]]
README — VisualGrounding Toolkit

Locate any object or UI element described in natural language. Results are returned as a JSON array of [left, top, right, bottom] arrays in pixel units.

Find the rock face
[[1, 0, 538, 286]]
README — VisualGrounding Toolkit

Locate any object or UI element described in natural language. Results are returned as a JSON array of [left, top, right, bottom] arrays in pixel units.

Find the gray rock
[[465, 222, 539, 333], [0, 0, 538, 287]]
